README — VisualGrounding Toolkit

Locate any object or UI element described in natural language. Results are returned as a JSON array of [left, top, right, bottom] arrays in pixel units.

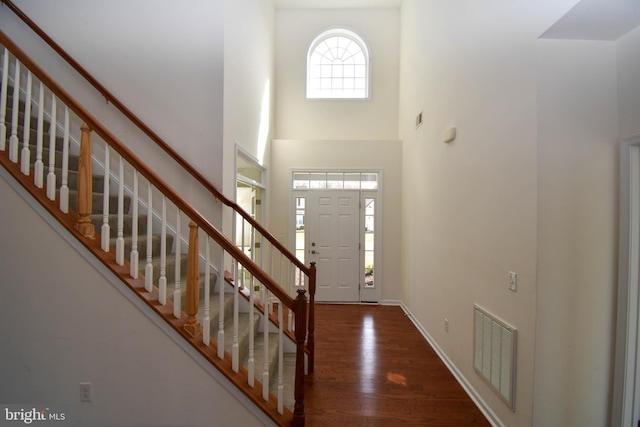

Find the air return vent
[[473, 304, 517, 410]]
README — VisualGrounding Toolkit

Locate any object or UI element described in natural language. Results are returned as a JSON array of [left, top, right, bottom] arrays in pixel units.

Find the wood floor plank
[[304, 304, 491, 426]]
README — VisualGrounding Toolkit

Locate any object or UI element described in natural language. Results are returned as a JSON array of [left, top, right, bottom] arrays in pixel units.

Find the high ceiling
[[541, 0, 640, 40], [274, 0, 402, 9], [273, 0, 640, 41]]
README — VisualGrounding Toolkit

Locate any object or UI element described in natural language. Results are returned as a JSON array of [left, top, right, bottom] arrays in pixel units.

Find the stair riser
[[67, 191, 132, 215], [148, 255, 188, 288], [206, 293, 234, 331], [249, 333, 281, 387], [39, 147, 77, 170], [17, 146, 79, 170], [5, 126, 63, 148], [1, 137, 78, 171], [9, 166, 104, 197], [5, 110, 53, 134], [90, 214, 149, 238], [223, 313, 261, 364], [169, 278, 223, 314], [111, 234, 164, 261]]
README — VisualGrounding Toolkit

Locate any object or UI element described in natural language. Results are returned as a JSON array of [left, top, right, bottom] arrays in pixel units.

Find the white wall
[[222, 0, 275, 241], [274, 8, 399, 140], [223, 0, 275, 196], [0, 0, 225, 226], [0, 176, 267, 427], [270, 139, 402, 302], [398, 1, 578, 426], [534, 39, 619, 427], [617, 25, 640, 138]]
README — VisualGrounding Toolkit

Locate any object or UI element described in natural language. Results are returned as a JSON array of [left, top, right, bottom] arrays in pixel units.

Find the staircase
[[0, 19, 313, 427], [2, 77, 298, 405]]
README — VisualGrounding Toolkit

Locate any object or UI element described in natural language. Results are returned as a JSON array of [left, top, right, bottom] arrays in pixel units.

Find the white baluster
[[232, 259, 240, 372], [101, 144, 110, 252], [8, 61, 20, 163], [217, 250, 225, 359], [45, 96, 57, 200], [278, 251, 290, 300], [242, 216, 247, 267], [278, 300, 284, 414], [288, 278, 294, 332], [203, 237, 211, 345], [20, 71, 32, 175], [173, 209, 182, 319], [59, 106, 70, 213], [145, 183, 154, 292], [276, 254, 284, 315], [158, 195, 167, 304], [250, 222, 255, 262], [231, 214, 240, 364], [263, 289, 270, 400], [242, 214, 255, 387], [34, 82, 44, 187], [115, 156, 124, 265], [259, 235, 266, 307], [248, 272, 255, 387], [265, 240, 274, 304], [130, 170, 139, 278], [0, 47, 9, 151]]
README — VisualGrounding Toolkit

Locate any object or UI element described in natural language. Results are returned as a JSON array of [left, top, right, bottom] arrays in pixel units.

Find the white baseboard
[[393, 300, 504, 427]]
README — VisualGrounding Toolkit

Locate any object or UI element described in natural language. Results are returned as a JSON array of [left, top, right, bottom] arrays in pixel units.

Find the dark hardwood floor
[[304, 304, 491, 426]]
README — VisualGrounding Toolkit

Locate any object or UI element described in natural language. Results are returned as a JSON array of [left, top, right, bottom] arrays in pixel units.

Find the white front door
[[307, 190, 360, 302]]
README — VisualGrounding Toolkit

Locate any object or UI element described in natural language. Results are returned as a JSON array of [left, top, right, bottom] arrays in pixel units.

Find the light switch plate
[[508, 271, 517, 292]]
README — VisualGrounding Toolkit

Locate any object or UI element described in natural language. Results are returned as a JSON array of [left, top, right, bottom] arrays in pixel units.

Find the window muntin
[[307, 28, 370, 99], [292, 171, 378, 190]]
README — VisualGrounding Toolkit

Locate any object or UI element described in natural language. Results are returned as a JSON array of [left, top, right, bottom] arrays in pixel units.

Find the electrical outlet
[[444, 318, 449, 332], [80, 383, 92, 402], [508, 271, 517, 292]]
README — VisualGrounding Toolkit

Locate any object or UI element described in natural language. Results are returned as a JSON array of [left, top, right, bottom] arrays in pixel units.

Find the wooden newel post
[[307, 262, 316, 374], [292, 288, 307, 427], [75, 123, 95, 238], [184, 221, 202, 338]]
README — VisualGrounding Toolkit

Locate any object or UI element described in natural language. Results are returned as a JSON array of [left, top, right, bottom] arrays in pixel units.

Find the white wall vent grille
[[473, 304, 517, 410]]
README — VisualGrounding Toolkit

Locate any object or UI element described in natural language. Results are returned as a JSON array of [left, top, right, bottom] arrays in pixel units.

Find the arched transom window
[[306, 28, 370, 99]]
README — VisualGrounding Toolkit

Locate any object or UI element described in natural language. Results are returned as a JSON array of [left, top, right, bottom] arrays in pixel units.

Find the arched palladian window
[[306, 28, 370, 99]]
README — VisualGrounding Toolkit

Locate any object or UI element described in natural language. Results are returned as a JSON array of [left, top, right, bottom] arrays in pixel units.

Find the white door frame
[[289, 169, 382, 303], [235, 146, 267, 263], [612, 134, 640, 427]]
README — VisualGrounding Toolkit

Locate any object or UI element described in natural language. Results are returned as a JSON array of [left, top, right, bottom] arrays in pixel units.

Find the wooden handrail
[[0, 0, 309, 275], [0, 29, 297, 310]]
